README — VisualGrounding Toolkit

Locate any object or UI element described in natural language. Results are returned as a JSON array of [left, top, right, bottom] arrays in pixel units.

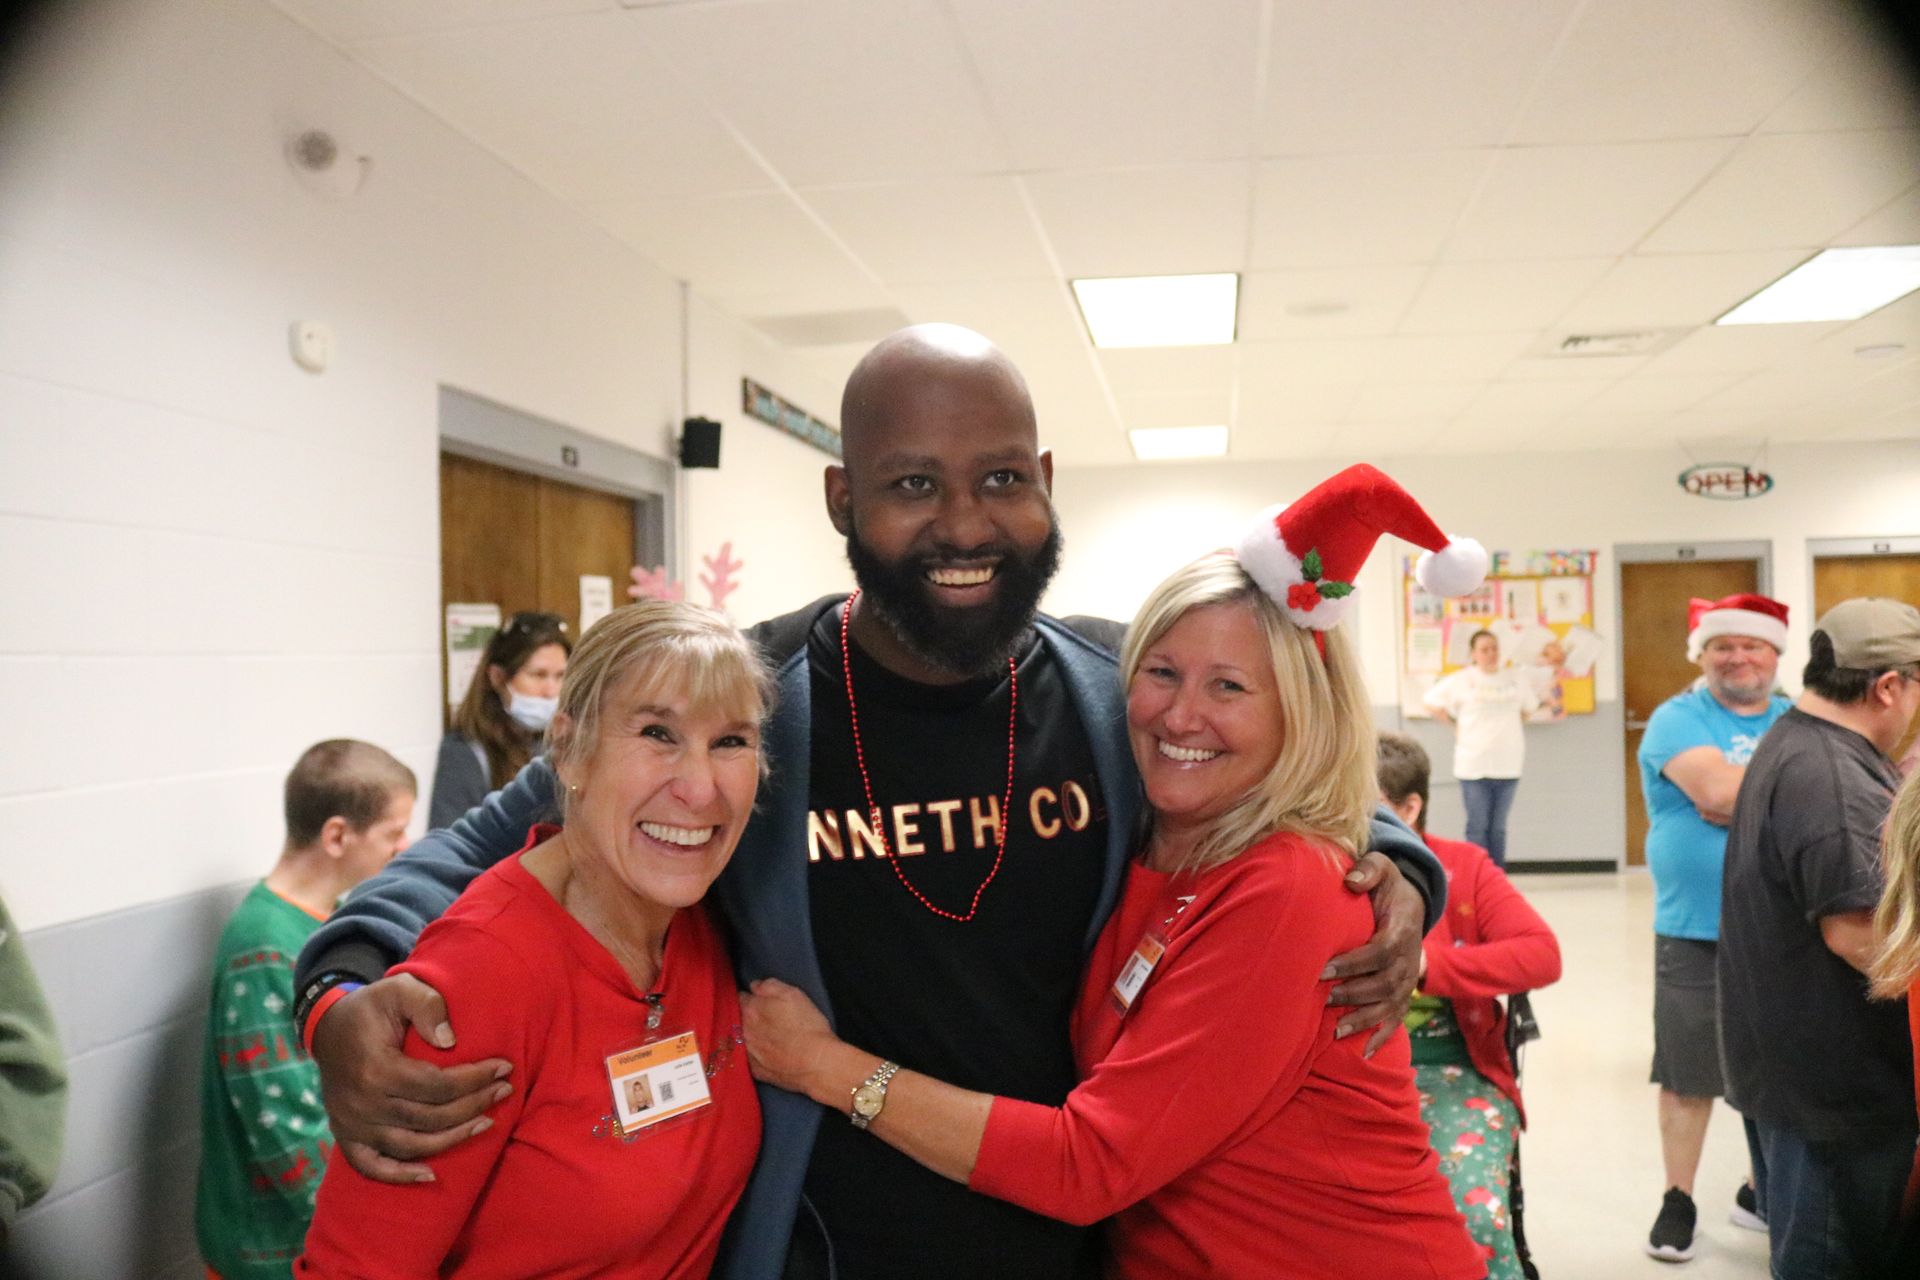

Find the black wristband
[[293, 969, 367, 1029]]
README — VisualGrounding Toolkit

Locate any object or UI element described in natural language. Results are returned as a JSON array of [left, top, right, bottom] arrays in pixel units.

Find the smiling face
[[1127, 600, 1286, 852], [557, 668, 762, 915], [829, 327, 1060, 679], [1699, 634, 1779, 709]]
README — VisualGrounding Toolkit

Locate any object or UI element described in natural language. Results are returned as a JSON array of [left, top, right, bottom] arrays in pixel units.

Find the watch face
[[852, 1085, 883, 1117]]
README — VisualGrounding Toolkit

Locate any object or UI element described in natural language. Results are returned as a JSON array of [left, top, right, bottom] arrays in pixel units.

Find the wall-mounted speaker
[[680, 417, 722, 469]]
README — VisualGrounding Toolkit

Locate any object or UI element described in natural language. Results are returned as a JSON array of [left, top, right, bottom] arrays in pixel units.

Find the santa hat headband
[[1236, 464, 1489, 636], [1686, 593, 1788, 661]]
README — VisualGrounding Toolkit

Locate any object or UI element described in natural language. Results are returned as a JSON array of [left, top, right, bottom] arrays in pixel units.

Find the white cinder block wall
[[0, 1, 842, 1274]]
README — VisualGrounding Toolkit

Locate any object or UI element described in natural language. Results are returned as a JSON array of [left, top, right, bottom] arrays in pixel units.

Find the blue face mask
[[506, 691, 558, 732]]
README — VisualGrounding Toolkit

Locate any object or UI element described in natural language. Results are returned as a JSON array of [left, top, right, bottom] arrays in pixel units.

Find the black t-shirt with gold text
[[800, 609, 1109, 1279]]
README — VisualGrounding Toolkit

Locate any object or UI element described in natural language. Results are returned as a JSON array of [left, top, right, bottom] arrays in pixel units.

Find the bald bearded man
[[294, 324, 1445, 1280]]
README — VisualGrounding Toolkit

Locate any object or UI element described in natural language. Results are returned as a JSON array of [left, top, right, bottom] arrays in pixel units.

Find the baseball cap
[[1815, 597, 1920, 669]]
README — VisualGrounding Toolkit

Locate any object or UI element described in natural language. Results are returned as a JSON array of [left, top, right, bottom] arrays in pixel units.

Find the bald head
[[839, 323, 1036, 469]]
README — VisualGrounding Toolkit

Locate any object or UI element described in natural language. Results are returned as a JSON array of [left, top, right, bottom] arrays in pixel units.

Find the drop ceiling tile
[[1238, 265, 1430, 340], [1344, 382, 1486, 423], [1249, 151, 1494, 268], [1224, 421, 1341, 460], [1640, 322, 1843, 376], [1257, 0, 1579, 154], [272, 0, 613, 45], [347, 10, 769, 203], [1398, 258, 1616, 334], [1690, 369, 1827, 415], [1507, 0, 1818, 144], [589, 190, 872, 298], [1580, 374, 1744, 415], [802, 178, 1054, 285], [1097, 347, 1239, 397], [948, 0, 1263, 169], [1758, 17, 1920, 133], [1640, 130, 1920, 253], [1322, 420, 1455, 457], [1115, 390, 1234, 430], [1555, 250, 1811, 331], [1024, 165, 1252, 279], [1827, 290, 1920, 354], [1445, 139, 1736, 261], [1460, 379, 1606, 419], [1238, 332, 1537, 390], [1232, 375, 1361, 425], [1833, 184, 1920, 248], [624, 0, 1007, 185], [887, 278, 1086, 353], [1501, 354, 1654, 381]]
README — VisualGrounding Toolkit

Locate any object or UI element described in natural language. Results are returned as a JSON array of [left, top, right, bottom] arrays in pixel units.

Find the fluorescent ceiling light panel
[[1128, 426, 1229, 460], [1073, 273, 1239, 348], [1716, 246, 1920, 325]]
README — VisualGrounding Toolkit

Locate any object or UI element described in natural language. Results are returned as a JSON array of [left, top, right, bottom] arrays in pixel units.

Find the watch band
[[849, 1059, 900, 1130]]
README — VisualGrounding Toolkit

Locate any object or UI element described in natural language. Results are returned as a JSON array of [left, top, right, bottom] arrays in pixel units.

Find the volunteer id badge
[[1110, 930, 1167, 1014], [606, 1031, 711, 1133]]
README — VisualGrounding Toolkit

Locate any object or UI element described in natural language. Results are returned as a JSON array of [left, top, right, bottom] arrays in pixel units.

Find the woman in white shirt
[[1422, 630, 1538, 867]]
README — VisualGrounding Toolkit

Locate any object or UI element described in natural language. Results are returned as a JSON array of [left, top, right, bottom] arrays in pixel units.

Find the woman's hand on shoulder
[[1321, 852, 1423, 1057]]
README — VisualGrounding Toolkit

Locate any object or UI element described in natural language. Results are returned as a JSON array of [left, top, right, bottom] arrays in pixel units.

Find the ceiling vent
[[1541, 329, 1682, 358]]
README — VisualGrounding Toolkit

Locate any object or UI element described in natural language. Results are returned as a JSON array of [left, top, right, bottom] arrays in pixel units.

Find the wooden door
[[1813, 551, 1920, 762], [439, 452, 638, 723], [1619, 558, 1760, 866]]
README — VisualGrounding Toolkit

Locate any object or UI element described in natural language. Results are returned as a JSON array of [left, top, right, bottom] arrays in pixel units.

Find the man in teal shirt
[[197, 741, 414, 1279], [1636, 592, 1792, 1263]]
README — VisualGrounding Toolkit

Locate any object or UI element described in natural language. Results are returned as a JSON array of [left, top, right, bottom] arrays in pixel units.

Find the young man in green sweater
[[197, 740, 415, 1280]]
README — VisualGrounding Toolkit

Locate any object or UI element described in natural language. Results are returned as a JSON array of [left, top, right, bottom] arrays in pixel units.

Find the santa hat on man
[[1686, 593, 1789, 662], [1236, 463, 1489, 633]]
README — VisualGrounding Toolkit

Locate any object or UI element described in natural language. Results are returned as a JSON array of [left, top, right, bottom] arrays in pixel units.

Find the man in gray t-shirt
[[1719, 598, 1920, 1280]]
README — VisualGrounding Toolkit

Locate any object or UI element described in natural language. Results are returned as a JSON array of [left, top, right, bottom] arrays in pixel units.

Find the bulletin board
[[1401, 549, 1602, 721]]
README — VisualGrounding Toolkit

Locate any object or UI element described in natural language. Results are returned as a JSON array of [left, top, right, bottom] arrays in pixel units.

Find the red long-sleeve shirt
[[297, 847, 758, 1279], [1418, 835, 1563, 1120], [971, 833, 1483, 1280]]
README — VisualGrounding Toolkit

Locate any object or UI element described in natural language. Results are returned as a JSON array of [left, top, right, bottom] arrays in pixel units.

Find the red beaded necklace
[[839, 592, 1017, 922]]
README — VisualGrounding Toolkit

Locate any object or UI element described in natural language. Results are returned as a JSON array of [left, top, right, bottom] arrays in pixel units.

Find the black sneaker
[[1730, 1180, 1767, 1232], [1646, 1187, 1698, 1262]]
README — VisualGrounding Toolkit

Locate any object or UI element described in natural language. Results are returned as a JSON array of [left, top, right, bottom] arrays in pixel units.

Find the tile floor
[[1508, 871, 1770, 1279]]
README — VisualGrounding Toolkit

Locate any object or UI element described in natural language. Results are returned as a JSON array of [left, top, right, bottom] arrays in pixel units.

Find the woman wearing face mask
[[429, 612, 572, 830]]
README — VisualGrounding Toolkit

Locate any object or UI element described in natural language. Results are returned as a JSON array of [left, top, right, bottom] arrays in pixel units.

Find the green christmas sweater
[[195, 883, 332, 1279]]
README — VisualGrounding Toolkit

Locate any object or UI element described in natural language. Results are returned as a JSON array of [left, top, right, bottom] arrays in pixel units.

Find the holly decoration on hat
[[1286, 548, 1357, 613]]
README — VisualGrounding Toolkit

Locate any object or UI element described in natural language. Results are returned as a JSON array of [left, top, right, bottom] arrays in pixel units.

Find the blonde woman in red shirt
[[298, 602, 769, 1279], [744, 467, 1489, 1279]]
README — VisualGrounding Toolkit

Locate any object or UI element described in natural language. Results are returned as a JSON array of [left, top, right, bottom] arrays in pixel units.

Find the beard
[[845, 515, 1064, 679]]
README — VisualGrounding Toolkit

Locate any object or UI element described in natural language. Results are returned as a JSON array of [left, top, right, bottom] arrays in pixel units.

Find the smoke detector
[[286, 129, 370, 198]]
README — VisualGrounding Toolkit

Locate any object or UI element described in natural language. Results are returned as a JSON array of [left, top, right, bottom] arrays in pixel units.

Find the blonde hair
[[1869, 767, 1920, 998], [1119, 554, 1378, 875], [546, 601, 772, 818]]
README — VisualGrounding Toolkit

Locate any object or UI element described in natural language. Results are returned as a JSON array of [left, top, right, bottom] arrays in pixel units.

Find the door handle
[[1626, 717, 1650, 731]]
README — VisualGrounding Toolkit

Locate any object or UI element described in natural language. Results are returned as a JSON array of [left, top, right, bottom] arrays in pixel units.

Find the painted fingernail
[[1335, 1023, 1353, 1039], [493, 1062, 513, 1079], [431, 1022, 454, 1049], [1319, 965, 1337, 981], [470, 1117, 493, 1137], [492, 1083, 512, 1103], [414, 1169, 436, 1183]]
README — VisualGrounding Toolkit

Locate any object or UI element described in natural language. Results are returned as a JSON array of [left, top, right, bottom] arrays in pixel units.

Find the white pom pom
[[1414, 536, 1489, 599]]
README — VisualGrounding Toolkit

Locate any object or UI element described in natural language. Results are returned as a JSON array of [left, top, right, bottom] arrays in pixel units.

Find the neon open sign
[[1678, 463, 1773, 500]]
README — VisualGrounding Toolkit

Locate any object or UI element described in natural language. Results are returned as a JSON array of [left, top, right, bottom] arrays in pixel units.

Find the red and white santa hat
[[1236, 463, 1489, 632], [1686, 593, 1789, 661]]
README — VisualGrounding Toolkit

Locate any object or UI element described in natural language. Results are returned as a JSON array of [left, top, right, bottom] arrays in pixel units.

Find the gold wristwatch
[[849, 1060, 900, 1130]]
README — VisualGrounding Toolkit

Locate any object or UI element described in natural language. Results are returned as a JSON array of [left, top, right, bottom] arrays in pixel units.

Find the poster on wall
[[1401, 549, 1601, 722], [445, 602, 502, 711], [579, 574, 614, 632]]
